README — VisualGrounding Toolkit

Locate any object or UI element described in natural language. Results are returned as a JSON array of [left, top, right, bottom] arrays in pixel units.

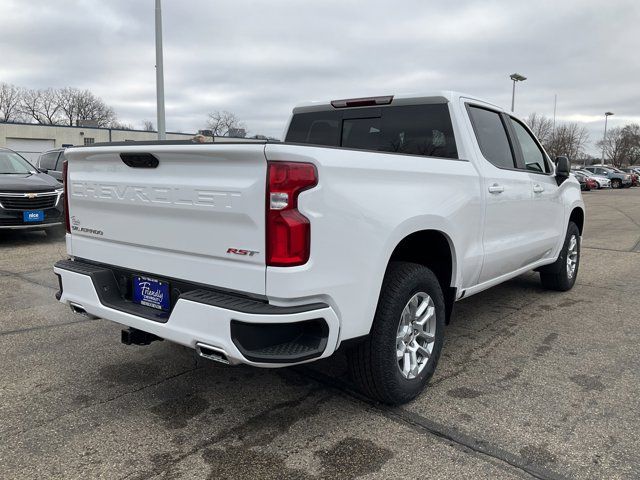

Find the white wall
[[0, 123, 195, 159]]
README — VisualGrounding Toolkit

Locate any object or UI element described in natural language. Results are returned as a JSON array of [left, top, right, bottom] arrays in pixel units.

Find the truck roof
[[292, 91, 504, 114]]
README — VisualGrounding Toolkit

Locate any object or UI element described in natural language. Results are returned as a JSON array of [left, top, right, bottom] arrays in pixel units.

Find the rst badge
[[227, 248, 259, 256]]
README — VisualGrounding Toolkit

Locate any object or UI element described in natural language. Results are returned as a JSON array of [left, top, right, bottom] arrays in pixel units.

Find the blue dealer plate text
[[23, 210, 44, 222], [132, 275, 170, 311]]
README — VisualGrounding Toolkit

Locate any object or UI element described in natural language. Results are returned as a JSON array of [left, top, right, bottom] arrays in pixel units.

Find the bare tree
[[622, 124, 640, 165], [56, 87, 116, 127], [544, 122, 590, 160], [597, 123, 640, 167], [20, 88, 62, 124], [56, 87, 79, 126], [143, 120, 155, 131], [525, 113, 554, 146], [75, 89, 116, 127], [207, 110, 246, 137], [0, 83, 23, 122], [109, 121, 134, 130]]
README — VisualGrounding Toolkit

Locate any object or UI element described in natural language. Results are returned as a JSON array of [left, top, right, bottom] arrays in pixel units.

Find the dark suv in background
[[0, 148, 64, 236], [36, 148, 66, 182]]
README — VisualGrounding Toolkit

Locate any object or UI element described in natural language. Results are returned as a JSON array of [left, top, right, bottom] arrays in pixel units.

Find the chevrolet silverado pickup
[[54, 92, 584, 405]]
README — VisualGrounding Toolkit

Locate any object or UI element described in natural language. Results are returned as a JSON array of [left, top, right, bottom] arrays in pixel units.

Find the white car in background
[[574, 169, 610, 188]]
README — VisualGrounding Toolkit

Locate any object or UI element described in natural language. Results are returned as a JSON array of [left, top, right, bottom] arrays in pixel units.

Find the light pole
[[155, 0, 166, 140], [510, 73, 526, 112], [601, 112, 614, 164]]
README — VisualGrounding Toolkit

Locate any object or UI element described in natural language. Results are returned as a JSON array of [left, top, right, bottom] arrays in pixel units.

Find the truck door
[[466, 104, 536, 283], [505, 116, 564, 263]]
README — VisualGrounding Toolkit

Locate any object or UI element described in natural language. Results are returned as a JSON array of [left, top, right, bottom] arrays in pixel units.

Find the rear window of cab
[[285, 104, 458, 159]]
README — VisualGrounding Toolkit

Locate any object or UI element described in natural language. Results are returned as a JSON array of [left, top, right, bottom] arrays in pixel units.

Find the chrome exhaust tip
[[69, 302, 98, 319], [195, 343, 230, 365]]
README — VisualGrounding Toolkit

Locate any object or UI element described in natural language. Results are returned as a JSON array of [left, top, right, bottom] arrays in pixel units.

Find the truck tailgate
[[64, 144, 267, 296]]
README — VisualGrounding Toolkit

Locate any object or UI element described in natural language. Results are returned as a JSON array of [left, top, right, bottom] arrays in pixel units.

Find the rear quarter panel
[[264, 144, 483, 341]]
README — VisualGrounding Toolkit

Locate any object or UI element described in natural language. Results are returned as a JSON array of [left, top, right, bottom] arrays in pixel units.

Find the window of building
[[84, 137, 95, 145]]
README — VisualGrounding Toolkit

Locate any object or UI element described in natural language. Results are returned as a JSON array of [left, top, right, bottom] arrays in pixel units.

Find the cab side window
[[54, 151, 64, 170], [467, 106, 516, 169], [39, 152, 58, 170], [509, 118, 550, 173]]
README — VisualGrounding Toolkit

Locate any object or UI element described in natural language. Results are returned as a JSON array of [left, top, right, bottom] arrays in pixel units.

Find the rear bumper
[[53, 259, 340, 367]]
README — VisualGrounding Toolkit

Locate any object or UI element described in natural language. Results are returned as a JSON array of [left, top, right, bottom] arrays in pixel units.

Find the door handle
[[533, 184, 544, 193], [488, 184, 504, 194]]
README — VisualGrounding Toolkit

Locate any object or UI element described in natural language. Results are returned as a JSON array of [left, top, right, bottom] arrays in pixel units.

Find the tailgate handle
[[120, 153, 159, 169]]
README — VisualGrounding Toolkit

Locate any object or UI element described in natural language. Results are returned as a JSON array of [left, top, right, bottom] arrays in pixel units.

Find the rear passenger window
[[285, 104, 458, 159], [509, 118, 550, 173], [468, 106, 515, 169], [342, 117, 382, 150], [38, 152, 58, 170]]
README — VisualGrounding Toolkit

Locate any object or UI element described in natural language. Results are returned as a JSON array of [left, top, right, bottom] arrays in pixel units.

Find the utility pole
[[509, 73, 526, 112], [155, 0, 166, 140], [601, 112, 614, 164], [552, 94, 557, 132]]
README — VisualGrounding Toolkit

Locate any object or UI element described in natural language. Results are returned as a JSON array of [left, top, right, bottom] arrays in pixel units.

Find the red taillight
[[63, 160, 70, 233], [266, 161, 317, 267]]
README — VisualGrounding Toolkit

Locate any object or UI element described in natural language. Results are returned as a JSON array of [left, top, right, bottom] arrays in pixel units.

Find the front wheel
[[539, 222, 580, 291], [611, 179, 622, 189], [347, 262, 445, 405]]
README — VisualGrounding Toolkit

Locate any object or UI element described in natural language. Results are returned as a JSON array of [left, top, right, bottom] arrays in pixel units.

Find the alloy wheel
[[396, 292, 436, 380], [566, 234, 579, 279]]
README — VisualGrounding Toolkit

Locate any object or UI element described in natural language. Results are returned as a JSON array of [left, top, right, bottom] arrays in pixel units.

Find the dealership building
[[0, 121, 195, 162]]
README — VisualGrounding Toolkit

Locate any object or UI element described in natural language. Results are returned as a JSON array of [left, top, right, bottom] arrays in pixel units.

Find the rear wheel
[[539, 222, 580, 291], [348, 262, 445, 405]]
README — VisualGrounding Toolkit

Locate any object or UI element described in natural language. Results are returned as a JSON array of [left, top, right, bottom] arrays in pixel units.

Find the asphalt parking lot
[[1, 188, 639, 480]]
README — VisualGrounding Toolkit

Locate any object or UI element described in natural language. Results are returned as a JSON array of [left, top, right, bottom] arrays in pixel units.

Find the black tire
[[539, 222, 580, 291], [611, 179, 622, 189], [347, 262, 445, 405]]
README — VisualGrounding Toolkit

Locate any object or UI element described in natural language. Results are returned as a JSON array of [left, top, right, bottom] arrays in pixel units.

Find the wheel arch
[[386, 229, 458, 323], [569, 206, 585, 235]]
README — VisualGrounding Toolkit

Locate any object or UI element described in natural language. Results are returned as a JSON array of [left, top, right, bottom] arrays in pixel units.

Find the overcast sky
[[1, 0, 638, 153]]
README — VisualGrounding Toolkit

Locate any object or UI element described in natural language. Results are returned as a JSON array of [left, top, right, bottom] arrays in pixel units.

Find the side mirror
[[555, 156, 570, 184]]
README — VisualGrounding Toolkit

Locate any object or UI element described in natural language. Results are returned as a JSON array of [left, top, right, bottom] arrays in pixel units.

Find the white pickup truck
[[54, 92, 584, 405]]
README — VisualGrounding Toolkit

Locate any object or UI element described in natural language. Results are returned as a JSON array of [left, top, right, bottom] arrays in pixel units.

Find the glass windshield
[[0, 150, 34, 174]]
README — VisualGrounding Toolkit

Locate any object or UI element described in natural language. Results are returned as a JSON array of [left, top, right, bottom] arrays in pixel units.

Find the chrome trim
[[0, 222, 62, 230], [69, 302, 99, 319], [0, 191, 59, 197], [195, 343, 232, 365], [0, 190, 63, 210]]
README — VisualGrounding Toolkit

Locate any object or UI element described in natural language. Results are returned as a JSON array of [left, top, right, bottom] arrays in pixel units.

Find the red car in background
[[585, 177, 598, 190], [622, 168, 640, 186], [573, 172, 596, 191]]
